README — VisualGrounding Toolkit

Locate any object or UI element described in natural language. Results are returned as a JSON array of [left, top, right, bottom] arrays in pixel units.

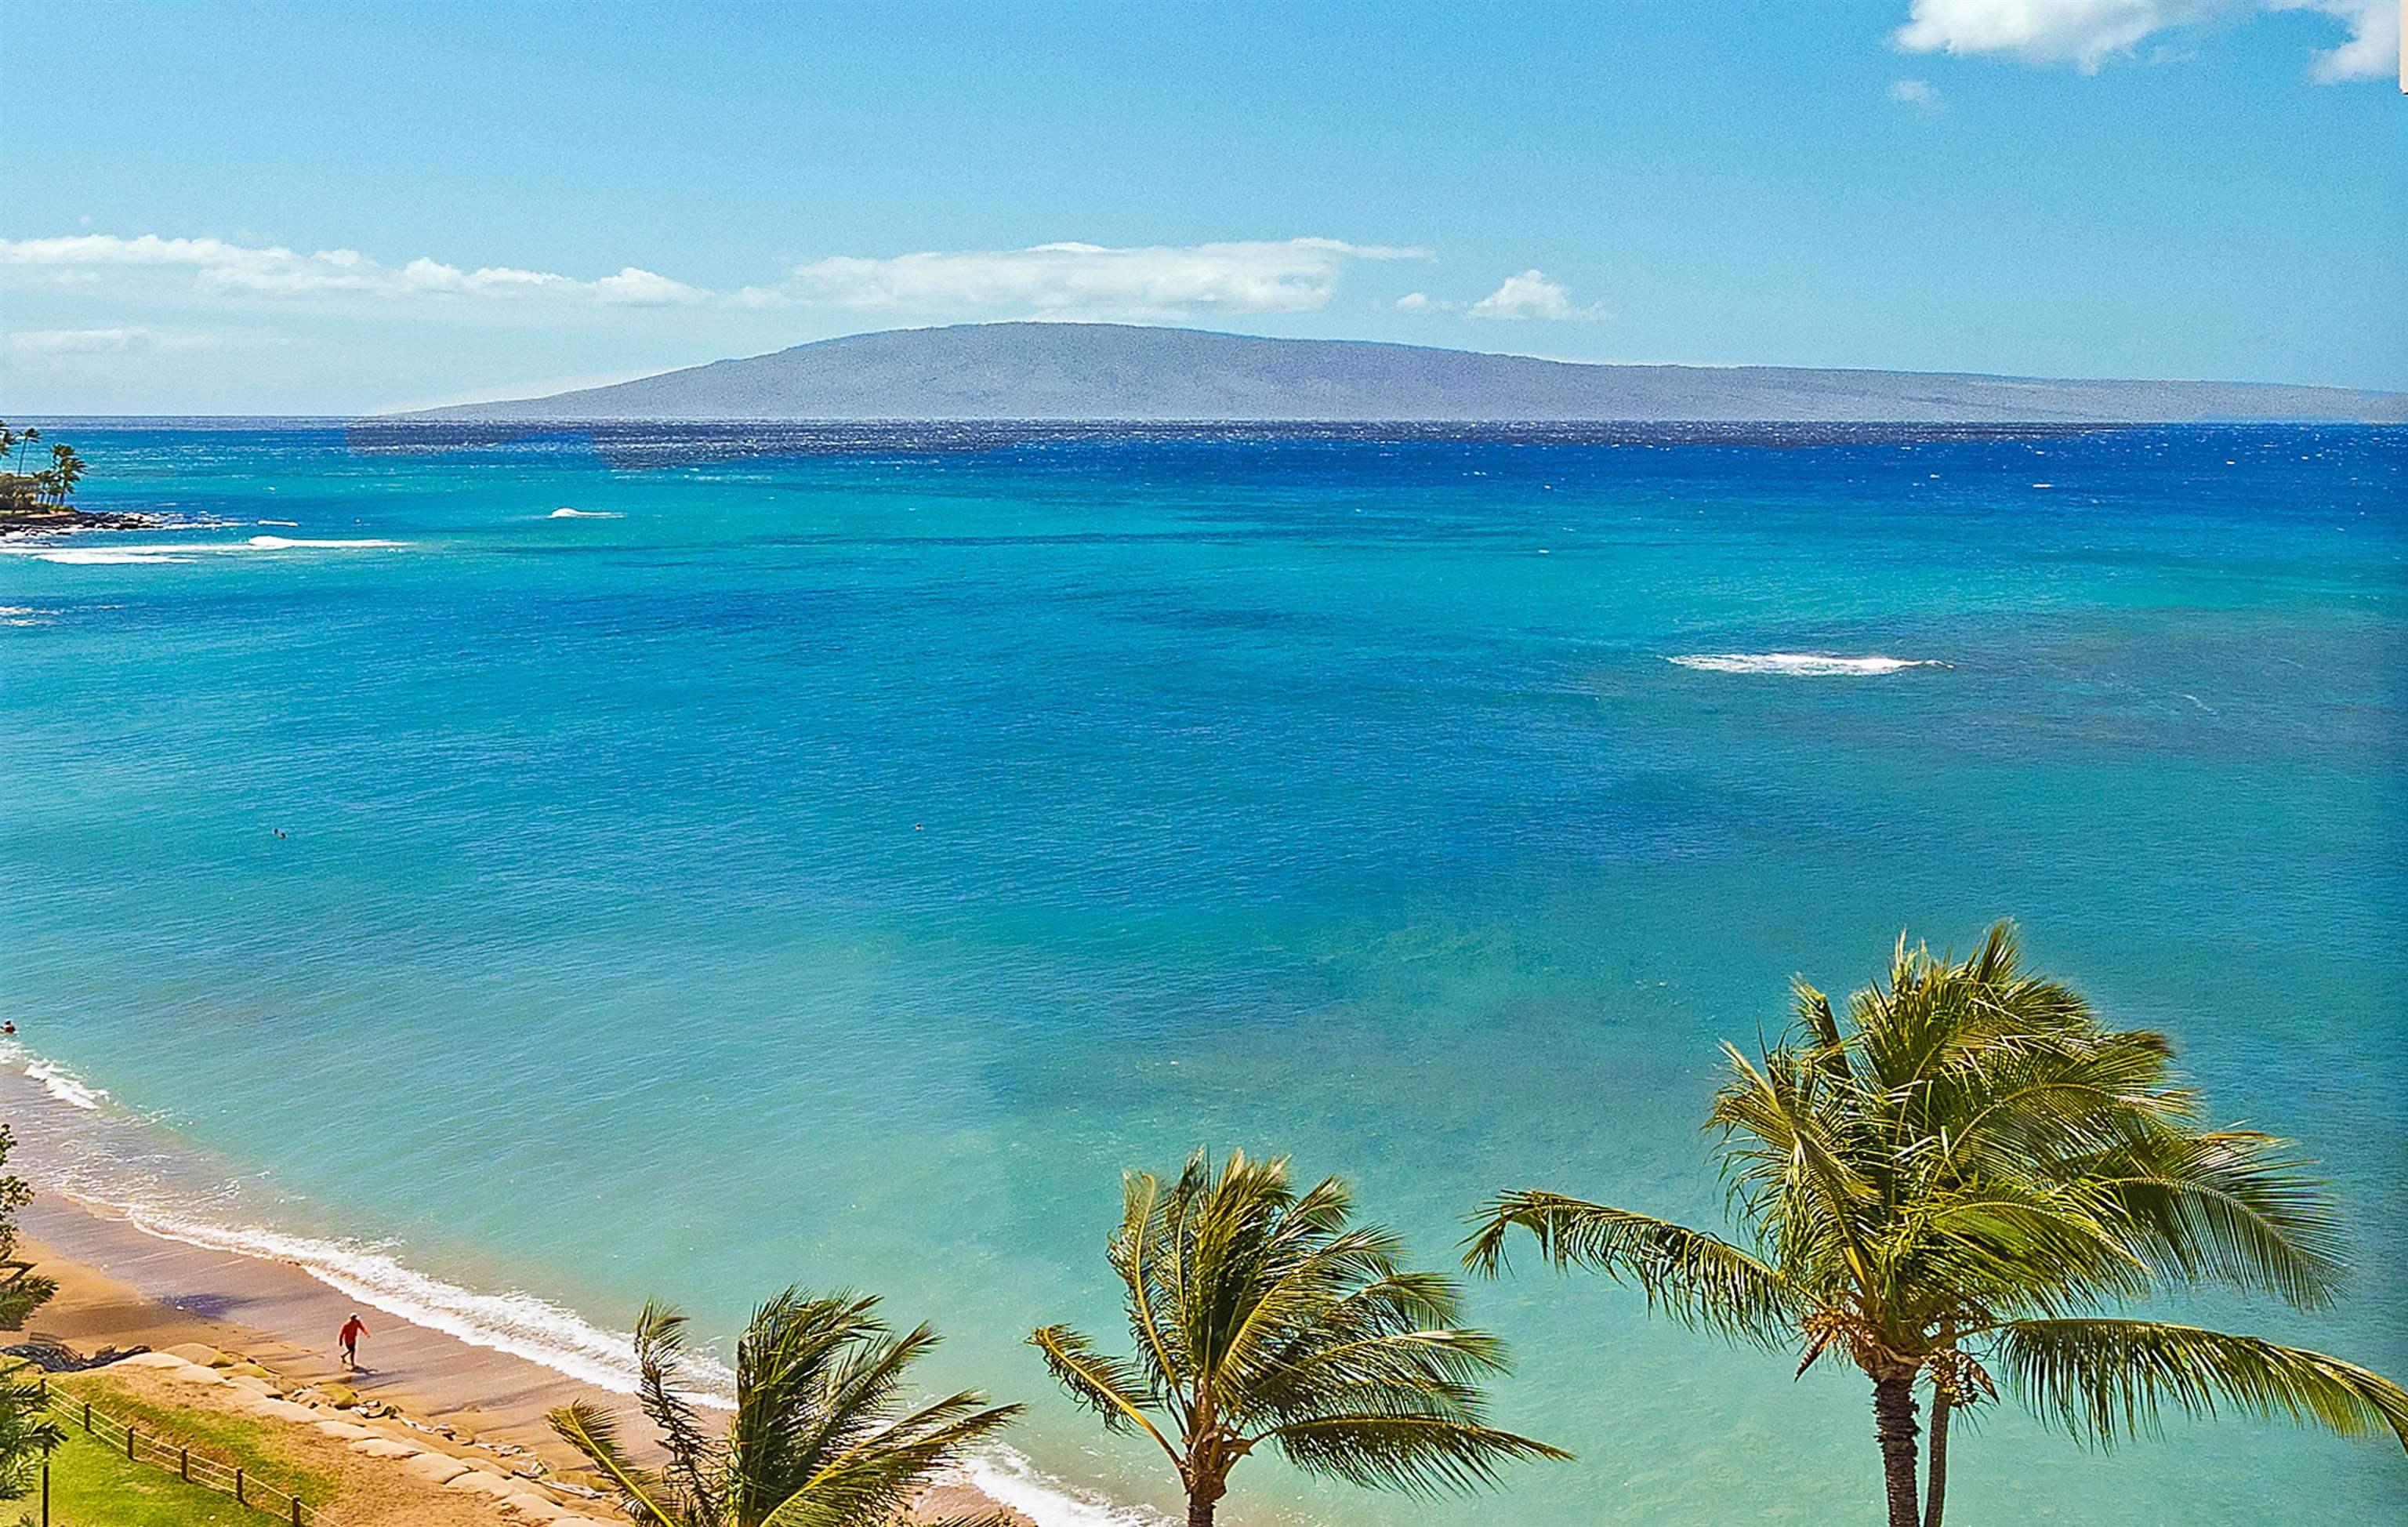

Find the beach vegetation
[[0, 423, 89, 516], [549, 1287, 1021, 1527], [0, 1127, 56, 1333], [1464, 923, 2408, 1527], [1032, 1148, 1568, 1527]]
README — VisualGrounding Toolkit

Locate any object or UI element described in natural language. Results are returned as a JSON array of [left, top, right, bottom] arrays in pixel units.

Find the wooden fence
[[31, 1376, 343, 1526]]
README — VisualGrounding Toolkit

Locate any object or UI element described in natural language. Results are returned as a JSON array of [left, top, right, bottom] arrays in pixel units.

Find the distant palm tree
[[1032, 1148, 1567, 1527], [1465, 923, 2407, 1527], [9, 424, 34, 476], [40, 444, 85, 507], [549, 1289, 1022, 1527]]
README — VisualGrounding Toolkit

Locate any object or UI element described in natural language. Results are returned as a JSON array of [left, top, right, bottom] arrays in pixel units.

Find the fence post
[[81, 1399, 90, 1432], [292, 1496, 303, 1525], [237, 1466, 246, 1505], [40, 1460, 48, 1527], [182, 1444, 190, 1480], [129, 1422, 137, 1460]]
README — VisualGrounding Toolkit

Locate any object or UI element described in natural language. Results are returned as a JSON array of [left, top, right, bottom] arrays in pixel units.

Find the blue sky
[[3, 0, 2401, 413]]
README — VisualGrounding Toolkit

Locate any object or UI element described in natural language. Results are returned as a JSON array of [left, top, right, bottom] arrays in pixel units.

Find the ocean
[[2, 421, 2402, 1524]]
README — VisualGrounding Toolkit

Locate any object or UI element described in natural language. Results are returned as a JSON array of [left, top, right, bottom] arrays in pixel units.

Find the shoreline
[[16, 1191, 1030, 1524]]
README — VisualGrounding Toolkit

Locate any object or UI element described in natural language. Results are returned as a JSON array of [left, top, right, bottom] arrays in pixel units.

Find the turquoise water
[[2, 422, 2403, 1524]]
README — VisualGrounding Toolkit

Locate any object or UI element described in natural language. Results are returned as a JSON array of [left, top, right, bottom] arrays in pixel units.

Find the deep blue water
[[2, 422, 2403, 1524]]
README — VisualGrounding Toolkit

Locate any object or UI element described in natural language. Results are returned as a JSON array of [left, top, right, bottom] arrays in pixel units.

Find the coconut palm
[[1032, 1148, 1567, 1527], [1465, 923, 2407, 1527], [39, 444, 84, 507], [549, 1288, 1022, 1527]]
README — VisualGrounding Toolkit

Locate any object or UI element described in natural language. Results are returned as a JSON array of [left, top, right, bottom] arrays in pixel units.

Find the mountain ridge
[[392, 323, 2408, 424]]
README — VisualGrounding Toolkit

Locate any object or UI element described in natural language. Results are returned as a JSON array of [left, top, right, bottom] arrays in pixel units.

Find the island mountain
[[395, 323, 2408, 424]]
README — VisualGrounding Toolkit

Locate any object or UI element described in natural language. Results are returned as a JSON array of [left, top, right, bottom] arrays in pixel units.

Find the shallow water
[[2, 421, 2403, 1524]]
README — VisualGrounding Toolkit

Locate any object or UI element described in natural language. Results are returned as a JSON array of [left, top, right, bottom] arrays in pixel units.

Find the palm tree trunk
[[1186, 1492, 1217, 1527], [1923, 1388, 1950, 1527], [1873, 1375, 1922, 1527]]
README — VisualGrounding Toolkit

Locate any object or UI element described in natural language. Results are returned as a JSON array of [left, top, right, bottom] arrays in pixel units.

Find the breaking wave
[[1666, 652, 1951, 676]]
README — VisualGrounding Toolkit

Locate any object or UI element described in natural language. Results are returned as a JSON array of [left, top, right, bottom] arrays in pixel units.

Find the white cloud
[[1889, 77, 1946, 109], [3, 326, 283, 356], [0, 234, 709, 306], [0, 232, 1428, 324], [2270, 0, 2399, 81], [1466, 270, 1608, 323], [1892, 0, 2398, 79], [779, 238, 1426, 318], [1395, 291, 1435, 311]]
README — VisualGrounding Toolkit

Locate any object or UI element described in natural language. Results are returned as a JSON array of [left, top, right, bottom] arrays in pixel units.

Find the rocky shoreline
[[0, 508, 163, 536]]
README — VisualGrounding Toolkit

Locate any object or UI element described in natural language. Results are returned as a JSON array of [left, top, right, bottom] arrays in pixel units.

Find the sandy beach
[[15, 1191, 1023, 1524]]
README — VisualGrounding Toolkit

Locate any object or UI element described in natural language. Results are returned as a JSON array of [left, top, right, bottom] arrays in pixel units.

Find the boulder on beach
[[401, 1451, 473, 1485]]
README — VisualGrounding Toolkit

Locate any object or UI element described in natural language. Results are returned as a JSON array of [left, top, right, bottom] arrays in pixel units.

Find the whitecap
[[957, 1449, 1174, 1527], [245, 536, 405, 550], [547, 508, 622, 519], [2, 539, 401, 563], [1667, 653, 1951, 676], [0, 1041, 111, 1111], [14, 549, 198, 565], [256, 520, 299, 527]]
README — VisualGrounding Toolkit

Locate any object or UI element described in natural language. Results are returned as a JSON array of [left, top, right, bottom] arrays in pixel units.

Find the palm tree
[[9, 425, 34, 477], [1465, 923, 2407, 1527], [40, 444, 85, 507], [1032, 1148, 1568, 1527], [549, 1288, 1023, 1527]]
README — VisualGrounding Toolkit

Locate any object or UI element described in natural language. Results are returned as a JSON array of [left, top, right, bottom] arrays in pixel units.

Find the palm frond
[[1997, 1318, 2408, 1452], [1028, 1323, 1180, 1462], [2087, 1129, 2348, 1310], [1463, 1191, 1794, 1344], [1260, 1410, 1572, 1498], [633, 1300, 724, 1518], [547, 1399, 685, 1527]]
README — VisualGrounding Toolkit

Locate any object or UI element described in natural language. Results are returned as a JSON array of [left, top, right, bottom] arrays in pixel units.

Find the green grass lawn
[[42, 1376, 332, 1502], [6, 1373, 341, 1527], [16, 1424, 271, 1525]]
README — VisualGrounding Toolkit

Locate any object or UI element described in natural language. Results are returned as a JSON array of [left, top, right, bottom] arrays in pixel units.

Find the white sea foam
[[547, 508, 621, 519], [245, 536, 406, 550], [1667, 652, 1950, 676], [10, 548, 199, 565], [256, 520, 299, 527], [15, 1054, 111, 1111], [958, 1450, 1175, 1527], [104, 1199, 740, 1405], [3, 537, 404, 564]]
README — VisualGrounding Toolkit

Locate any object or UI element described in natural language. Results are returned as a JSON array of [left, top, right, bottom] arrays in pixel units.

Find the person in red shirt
[[339, 1314, 368, 1369]]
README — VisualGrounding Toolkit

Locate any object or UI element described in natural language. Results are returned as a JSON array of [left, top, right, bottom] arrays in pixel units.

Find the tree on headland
[[1032, 1148, 1567, 1527], [38, 444, 85, 508], [1464, 923, 2408, 1527], [0, 423, 35, 512], [548, 1288, 1021, 1527]]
